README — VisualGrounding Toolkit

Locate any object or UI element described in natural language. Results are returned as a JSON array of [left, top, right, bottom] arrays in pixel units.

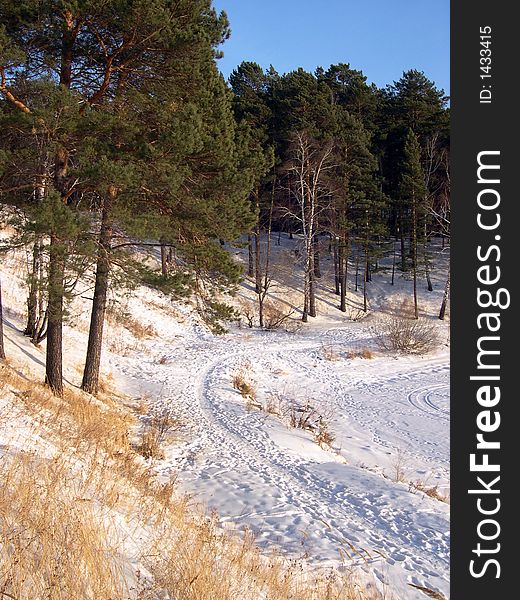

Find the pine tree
[[1, 1, 256, 395], [399, 130, 427, 319]]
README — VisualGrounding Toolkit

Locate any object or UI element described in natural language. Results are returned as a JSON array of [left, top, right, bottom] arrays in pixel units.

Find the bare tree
[[428, 148, 450, 320], [282, 133, 335, 322], [421, 134, 445, 292]]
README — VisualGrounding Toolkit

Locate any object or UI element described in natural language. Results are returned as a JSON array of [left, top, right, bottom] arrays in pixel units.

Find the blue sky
[[213, 0, 450, 95]]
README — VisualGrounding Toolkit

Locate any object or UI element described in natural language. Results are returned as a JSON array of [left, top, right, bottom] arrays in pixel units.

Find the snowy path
[[112, 323, 450, 599]]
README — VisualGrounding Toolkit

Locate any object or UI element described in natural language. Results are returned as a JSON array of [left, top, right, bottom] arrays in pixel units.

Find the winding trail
[[112, 324, 450, 599]]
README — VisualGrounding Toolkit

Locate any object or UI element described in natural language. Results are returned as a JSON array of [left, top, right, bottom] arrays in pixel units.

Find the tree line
[[0, 1, 450, 397], [228, 62, 450, 324]]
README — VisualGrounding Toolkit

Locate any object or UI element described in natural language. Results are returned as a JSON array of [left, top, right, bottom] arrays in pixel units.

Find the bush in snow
[[373, 314, 438, 355]]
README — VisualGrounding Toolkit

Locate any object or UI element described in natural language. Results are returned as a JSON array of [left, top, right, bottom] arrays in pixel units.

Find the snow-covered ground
[[1, 233, 450, 599]]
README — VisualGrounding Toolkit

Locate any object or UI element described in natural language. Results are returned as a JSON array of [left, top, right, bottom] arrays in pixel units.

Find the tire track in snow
[[194, 346, 449, 594], [111, 332, 450, 598]]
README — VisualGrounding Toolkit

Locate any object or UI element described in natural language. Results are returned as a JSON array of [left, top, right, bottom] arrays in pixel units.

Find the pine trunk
[[363, 243, 369, 313], [26, 164, 48, 337], [400, 223, 407, 272], [247, 234, 254, 277], [439, 268, 450, 320], [32, 310, 48, 345], [424, 224, 433, 291], [333, 240, 340, 296], [391, 238, 397, 285], [254, 228, 262, 295], [0, 278, 6, 361], [160, 239, 168, 275], [82, 199, 113, 395], [355, 252, 360, 292], [45, 234, 64, 397], [412, 196, 419, 319], [25, 239, 42, 337], [339, 239, 348, 313], [44, 15, 79, 394]]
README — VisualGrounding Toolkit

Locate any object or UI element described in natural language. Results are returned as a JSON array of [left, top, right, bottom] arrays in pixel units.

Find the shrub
[[391, 448, 409, 483], [263, 300, 296, 331], [373, 315, 438, 355], [237, 298, 256, 328]]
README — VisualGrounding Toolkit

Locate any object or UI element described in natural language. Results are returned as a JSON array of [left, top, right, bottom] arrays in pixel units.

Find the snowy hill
[[1, 234, 450, 600]]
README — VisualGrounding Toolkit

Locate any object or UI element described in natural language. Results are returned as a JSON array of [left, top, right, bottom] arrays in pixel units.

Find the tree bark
[[424, 223, 433, 291], [333, 239, 340, 296], [160, 238, 168, 275], [363, 237, 369, 313], [32, 309, 48, 345], [82, 196, 114, 395], [339, 238, 348, 312], [313, 237, 321, 279], [302, 251, 310, 323], [0, 278, 6, 361], [355, 252, 360, 292], [439, 267, 450, 320], [254, 227, 262, 295], [411, 195, 419, 319], [45, 234, 65, 396], [25, 239, 41, 337], [309, 251, 317, 318], [400, 216, 407, 272], [247, 234, 254, 277], [44, 13, 78, 395], [391, 238, 397, 286]]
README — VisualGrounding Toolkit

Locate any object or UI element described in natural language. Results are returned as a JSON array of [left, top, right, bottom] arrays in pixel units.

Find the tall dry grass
[[0, 361, 385, 600]]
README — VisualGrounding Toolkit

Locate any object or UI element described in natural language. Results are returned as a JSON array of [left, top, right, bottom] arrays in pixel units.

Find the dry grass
[[321, 345, 374, 362], [0, 453, 129, 600], [321, 344, 341, 361], [410, 481, 450, 504], [135, 396, 149, 415], [390, 448, 409, 484], [232, 366, 257, 404], [136, 413, 182, 460], [408, 583, 446, 599], [314, 420, 336, 448], [0, 361, 385, 600], [106, 304, 157, 340], [105, 332, 147, 356], [245, 387, 337, 451], [345, 348, 374, 360]]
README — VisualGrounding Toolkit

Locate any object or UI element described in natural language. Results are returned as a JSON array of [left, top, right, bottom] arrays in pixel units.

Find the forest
[[0, 3, 453, 599], [0, 1, 449, 395]]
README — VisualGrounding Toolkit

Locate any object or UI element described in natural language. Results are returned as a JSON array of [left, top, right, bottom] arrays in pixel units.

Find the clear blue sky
[[212, 0, 450, 95]]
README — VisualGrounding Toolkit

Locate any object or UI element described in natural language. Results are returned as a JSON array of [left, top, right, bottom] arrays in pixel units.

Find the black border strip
[[451, 2, 515, 597]]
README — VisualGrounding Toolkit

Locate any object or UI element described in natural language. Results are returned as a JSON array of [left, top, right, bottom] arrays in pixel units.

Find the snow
[[0, 233, 450, 599]]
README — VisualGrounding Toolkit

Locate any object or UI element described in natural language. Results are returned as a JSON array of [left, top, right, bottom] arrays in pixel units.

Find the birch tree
[[284, 132, 335, 322]]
